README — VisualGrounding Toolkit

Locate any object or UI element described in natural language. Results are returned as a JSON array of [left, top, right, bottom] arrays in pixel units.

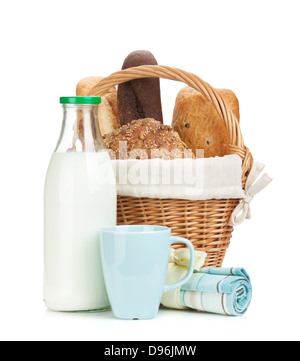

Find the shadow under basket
[[88, 64, 253, 268], [117, 196, 240, 268]]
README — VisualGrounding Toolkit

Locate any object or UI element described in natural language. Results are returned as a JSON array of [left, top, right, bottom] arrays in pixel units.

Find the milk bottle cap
[[60, 96, 101, 104]]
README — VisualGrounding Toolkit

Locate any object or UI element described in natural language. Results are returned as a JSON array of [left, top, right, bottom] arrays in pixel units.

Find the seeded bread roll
[[103, 118, 194, 160], [117, 50, 163, 126]]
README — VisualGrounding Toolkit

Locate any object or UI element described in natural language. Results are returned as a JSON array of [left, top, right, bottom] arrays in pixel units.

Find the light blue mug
[[100, 225, 195, 320]]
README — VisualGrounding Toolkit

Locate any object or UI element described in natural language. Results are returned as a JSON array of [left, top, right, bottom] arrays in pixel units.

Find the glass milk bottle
[[44, 96, 116, 311]]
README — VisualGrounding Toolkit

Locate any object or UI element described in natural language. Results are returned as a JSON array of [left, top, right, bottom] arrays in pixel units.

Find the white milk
[[44, 151, 116, 311]]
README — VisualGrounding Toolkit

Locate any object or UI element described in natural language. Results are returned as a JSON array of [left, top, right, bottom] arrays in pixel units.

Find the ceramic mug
[[100, 225, 195, 320]]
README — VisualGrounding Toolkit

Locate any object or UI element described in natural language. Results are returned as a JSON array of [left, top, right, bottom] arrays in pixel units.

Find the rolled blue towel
[[180, 267, 252, 316]]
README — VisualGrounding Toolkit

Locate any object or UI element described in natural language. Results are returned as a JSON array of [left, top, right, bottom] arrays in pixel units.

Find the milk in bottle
[[44, 96, 116, 311]]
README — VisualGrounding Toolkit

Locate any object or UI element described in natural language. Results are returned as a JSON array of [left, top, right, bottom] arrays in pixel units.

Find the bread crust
[[76, 76, 118, 135], [217, 88, 240, 122], [103, 118, 194, 160], [117, 50, 163, 126], [172, 87, 240, 158]]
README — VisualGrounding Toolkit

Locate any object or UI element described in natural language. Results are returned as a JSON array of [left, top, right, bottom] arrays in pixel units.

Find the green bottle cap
[[60, 96, 101, 104]]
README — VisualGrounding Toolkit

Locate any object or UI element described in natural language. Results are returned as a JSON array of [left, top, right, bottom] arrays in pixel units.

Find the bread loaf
[[216, 88, 240, 122], [172, 87, 240, 158], [117, 50, 163, 126], [76, 76, 118, 136], [103, 118, 194, 160]]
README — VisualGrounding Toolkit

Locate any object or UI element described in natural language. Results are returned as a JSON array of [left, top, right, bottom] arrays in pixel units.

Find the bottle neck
[[55, 104, 105, 152]]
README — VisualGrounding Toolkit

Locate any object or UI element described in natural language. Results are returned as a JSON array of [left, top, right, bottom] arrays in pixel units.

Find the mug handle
[[164, 236, 195, 293]]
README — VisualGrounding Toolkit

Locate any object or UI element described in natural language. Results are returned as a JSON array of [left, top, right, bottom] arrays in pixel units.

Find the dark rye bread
[[117, 50, 163, 126]]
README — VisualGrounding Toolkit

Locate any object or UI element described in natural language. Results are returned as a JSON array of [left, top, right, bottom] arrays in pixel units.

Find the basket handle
[[87, 64, 253, 180]]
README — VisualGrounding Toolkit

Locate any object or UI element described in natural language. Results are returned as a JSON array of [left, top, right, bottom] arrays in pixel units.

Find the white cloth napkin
[[161, 248, 207, 310], [112, 154, 245, 201]]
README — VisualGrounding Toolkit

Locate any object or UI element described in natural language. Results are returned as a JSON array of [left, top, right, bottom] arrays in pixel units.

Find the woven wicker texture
[[88, 65, 253, 267]]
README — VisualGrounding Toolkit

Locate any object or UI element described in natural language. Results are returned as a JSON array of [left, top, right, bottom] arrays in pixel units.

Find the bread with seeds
[[103, 118, 194, 160]]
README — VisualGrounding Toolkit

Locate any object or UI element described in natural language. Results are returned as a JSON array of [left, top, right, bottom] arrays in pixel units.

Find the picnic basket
[[88, 65, 253, 267]]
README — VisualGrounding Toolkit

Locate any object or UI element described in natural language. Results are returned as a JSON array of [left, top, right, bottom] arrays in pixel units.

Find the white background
[[0, 0, 299, 341]]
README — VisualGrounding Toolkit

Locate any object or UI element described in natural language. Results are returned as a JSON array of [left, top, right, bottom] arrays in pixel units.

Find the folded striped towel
[[180, 268, 252, 316]]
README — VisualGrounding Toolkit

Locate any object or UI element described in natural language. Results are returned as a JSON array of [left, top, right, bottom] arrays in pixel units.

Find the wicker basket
[[88, 65, 253, 267]]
